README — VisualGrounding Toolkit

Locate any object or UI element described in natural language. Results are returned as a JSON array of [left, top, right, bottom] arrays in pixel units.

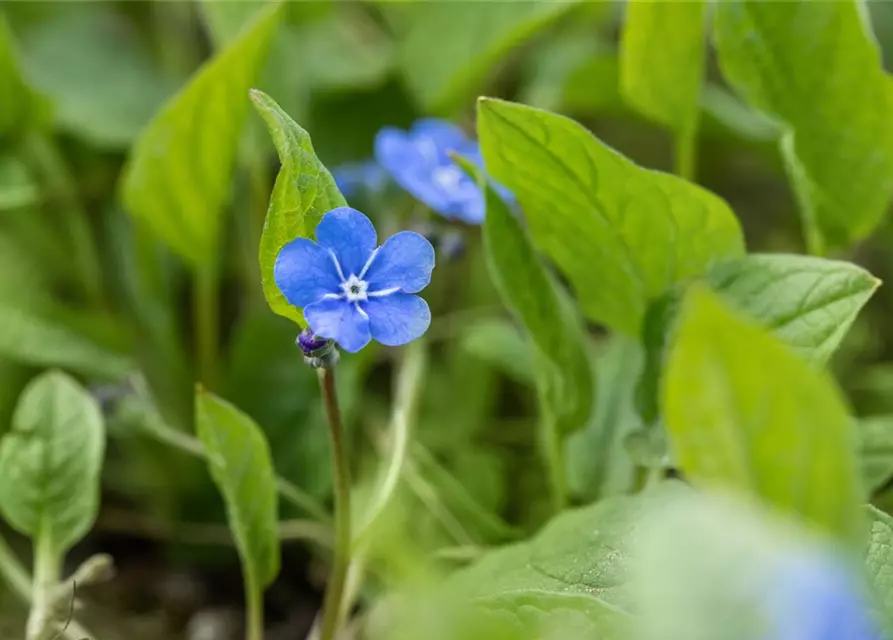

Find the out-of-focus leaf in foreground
[[715, 0, 893, 251], [0, 371, 105, 554], [432, 484, 688, 639], [478, 98, 744, 335], [663, 286, 862, 544], [121, 3, 282, 267], [399, 3, 579, 114], [634, 489, 871, 640], [196, 389, 281, 591], [250, 89, 346, 326]]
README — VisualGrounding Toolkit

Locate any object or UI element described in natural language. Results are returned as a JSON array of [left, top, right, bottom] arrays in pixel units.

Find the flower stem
[[194, 264, 219, 389], [0, 533, 92, 640], [27, 533, 60, 640], [317, 367, 351, 640], [674, 117, 698, 182], [540, 404, 567, 513], [244, 572, 263, 640]]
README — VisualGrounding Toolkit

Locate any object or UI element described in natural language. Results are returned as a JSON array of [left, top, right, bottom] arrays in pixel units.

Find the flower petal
[[304, 297, 371, 353], [364, 231, 435, 294], [364, 293, 431, 347], [274, 238, 342, 308], [315, 207, 377, 277], [375, 128, 452, 212], [411, 119, 470, 157]]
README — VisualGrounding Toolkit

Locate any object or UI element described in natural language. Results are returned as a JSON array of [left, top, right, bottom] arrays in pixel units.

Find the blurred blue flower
[[375, 118, 503, 225], [332, 160, 387, 199], [763, 553, 882, 640], [274, 207, 435, 353]]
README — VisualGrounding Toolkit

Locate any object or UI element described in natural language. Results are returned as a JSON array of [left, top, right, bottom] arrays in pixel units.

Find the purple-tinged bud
[[296, 328, 339, 369], [297, 328, 329, 355]]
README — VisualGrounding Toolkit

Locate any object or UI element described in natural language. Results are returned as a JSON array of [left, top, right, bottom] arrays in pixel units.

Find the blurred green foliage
[[2, 1, 893, 638]]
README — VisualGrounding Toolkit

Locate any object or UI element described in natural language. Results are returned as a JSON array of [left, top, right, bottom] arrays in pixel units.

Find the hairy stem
[[0, 533, 92, 640], [26, 534, 60, 640], [317, 367, 351, 640]]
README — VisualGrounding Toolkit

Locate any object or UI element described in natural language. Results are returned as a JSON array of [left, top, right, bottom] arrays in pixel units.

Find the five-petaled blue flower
[[274, 207, 435, 353], [763, 553, 882, 640], [374, 118, 491, 225]]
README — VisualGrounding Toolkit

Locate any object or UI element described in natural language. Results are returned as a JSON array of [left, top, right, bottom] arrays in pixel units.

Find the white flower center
[[340, 274, 369, 302], [432, 164, 464, 190]]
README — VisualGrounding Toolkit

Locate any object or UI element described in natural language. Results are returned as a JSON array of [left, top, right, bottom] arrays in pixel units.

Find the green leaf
[[662, 286, 862, 544], [400, 3, 579, 114], [294, 7, 394, 93], [865, 505, 893, 626], [18, 6, 176, 148], [199, 0, 266, 46], [475, 170, 592, 433], [620, 0, 706, 135], [714, 0, 893, 251], [121, 3, 282, 267], [195, 389, 280, 589], [0, 12, 45, 138], [567, 335, 643, 501], [708, 254, 880, 366], [250, 89, 346, 326], [477, 98, 745, 335], [0, 304, 132, 379], [444, 483, 685, 636], [0, 371, 105, 552], [461, 318, 535, 386], [860, 417, 893, 495]]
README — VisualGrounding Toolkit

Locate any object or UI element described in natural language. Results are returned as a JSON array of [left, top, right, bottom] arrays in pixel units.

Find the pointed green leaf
[[196, 389, 280, 588], [399, 2, 579, 114], [0, 371, 105, 553], [477, 98, 745, 335], [662, 286, 862, 543], [714, 0, 893, 251], [708, 254, 880, 366], [250, 89, 346, 326], [620, 0, 706, 135], [121, 3, 282, 267]]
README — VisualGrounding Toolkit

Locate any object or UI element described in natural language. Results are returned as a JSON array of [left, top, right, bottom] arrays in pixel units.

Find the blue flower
[[274, 207, 435, 353], [374, 119, 492, 224], [332, 160, 387, 199], [763, 553, 882, 640]]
